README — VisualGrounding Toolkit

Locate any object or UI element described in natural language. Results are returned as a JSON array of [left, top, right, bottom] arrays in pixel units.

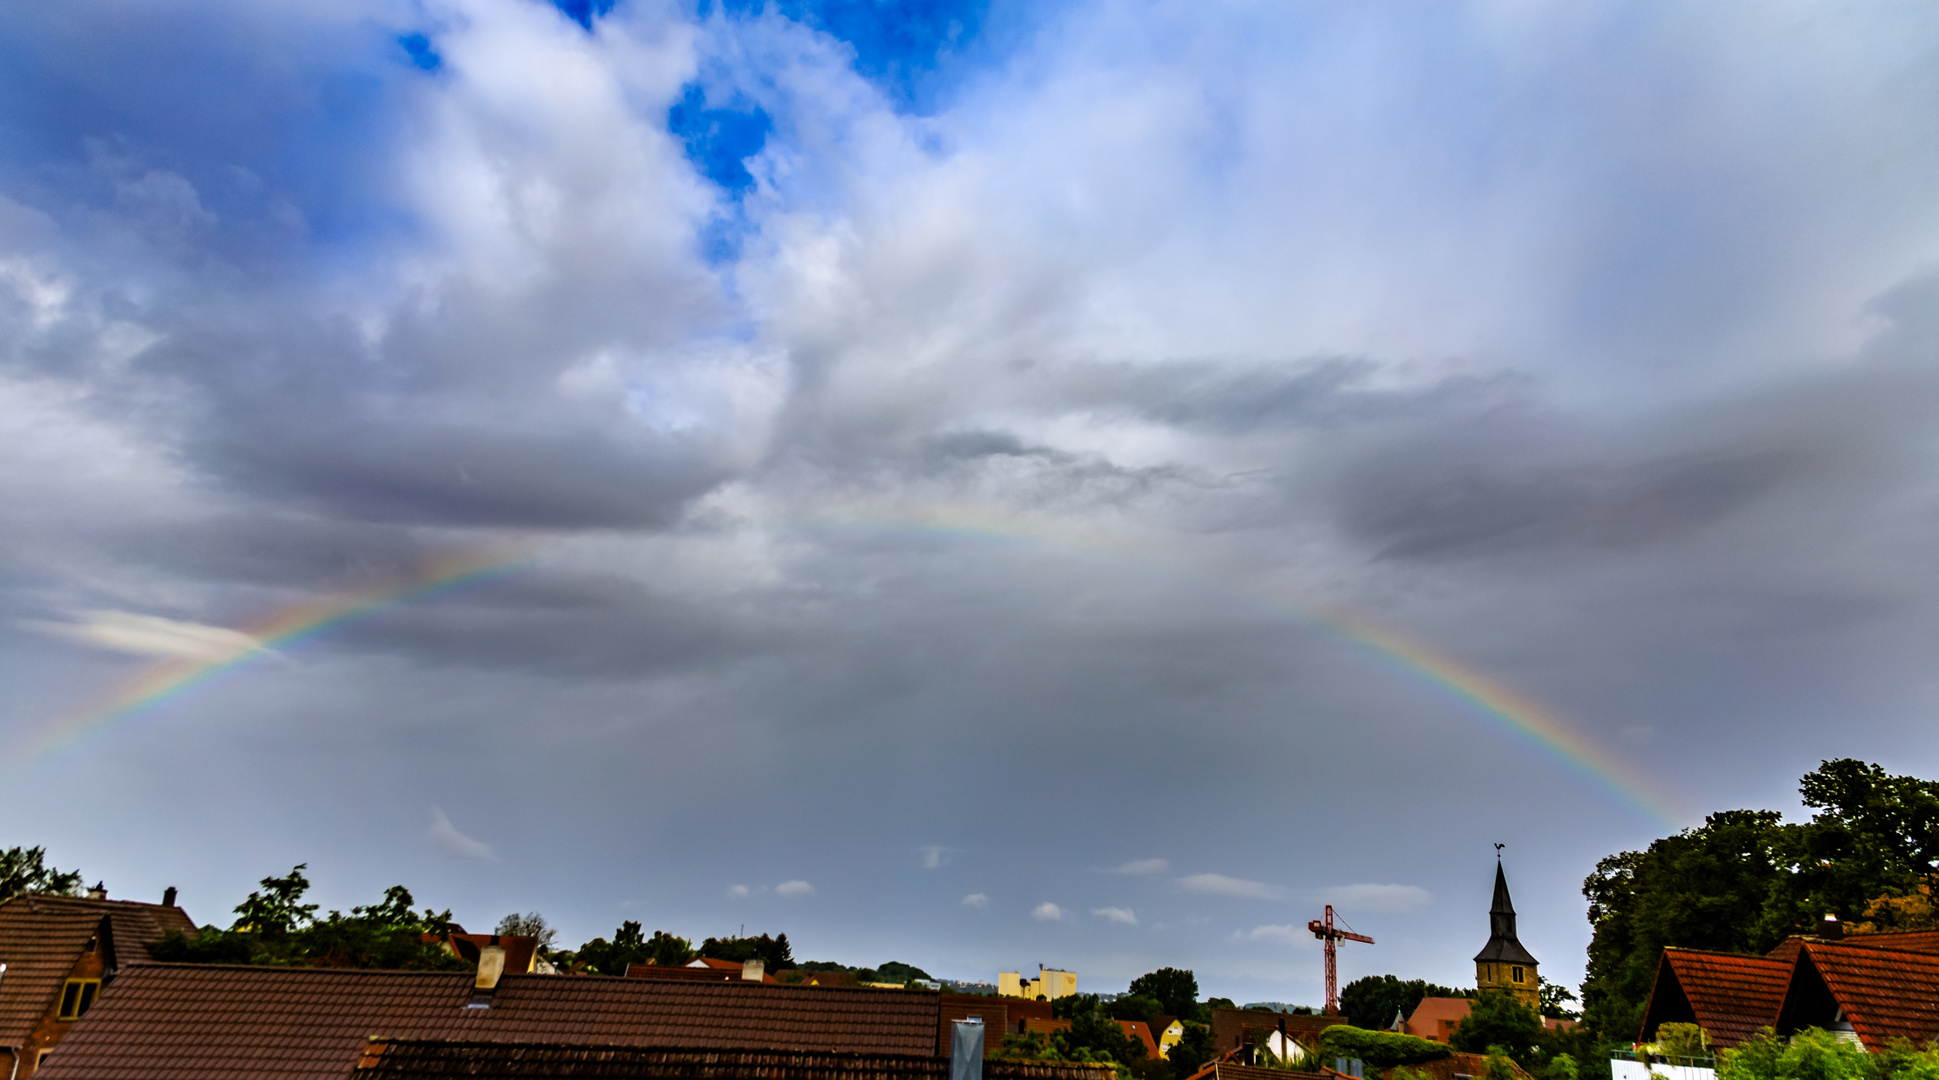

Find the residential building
[[1000, 966, 1078, 1001], [1118, 1019, 1160, 1059], [0, 889, 195, 1078], [1151, 1014, 1185, 1058], [1211, 1008, 1344, 1053], [1400, 997, 1576, 1043], [36, 962, 984, 1079], [1474, 863, 1540, 1010], [1637, 926, 1939, 1050]]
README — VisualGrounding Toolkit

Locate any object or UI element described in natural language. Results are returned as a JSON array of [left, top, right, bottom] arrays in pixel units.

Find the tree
[[699, 932, 794, 971], [1105, 995, 1165, 1024], [1170, 1022, 1217, 1077], [0, 846, 82, 903], [1129, 968, 1200, 1019], [1580, 761, 1939, 1039], [1065, 1010, 1148, 1063], [1316, 1027, 1451, 1070], [1450, 992, 1546, 1067], [1539, 978, 1578, 1020], [1340, 975, 1465, 1031], [495, 912, 558, 952], [575, 921, 651, 975], [150, 868, 462, 970], [1718, 1029, 1881, 1080]]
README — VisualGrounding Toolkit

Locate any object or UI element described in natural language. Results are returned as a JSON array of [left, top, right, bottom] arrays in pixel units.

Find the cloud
[[1032, 902, 1065, 921], [727, 885, 750, 899], [426, 806, 496, 862], [776, 879, 815, 897], [962, 893, 991, 909], [1321, 884, 1433, 913], [1108, 858, 1169, 875], [1179, 874, 1287, 900], [1239, 925, 1316, 948], [25, 610, 278, 661], [1092, 906, 1137, 925], [920, 846, 950, 869]]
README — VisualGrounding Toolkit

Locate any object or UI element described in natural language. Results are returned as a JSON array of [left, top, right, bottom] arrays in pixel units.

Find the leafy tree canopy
[[570, 922, 694, 975], [699, 932, 794, 971], [495, 911, 558, 952], [1581, 760, 1939, 1038], [1450, 991, 1546, 1067], [1340, 975, 1466, 1031], [1316, 1026, 1452, 1069], [0, 846, 82, 904], [1105, 995, 1165, 1025], [1539, 978, 1579, 1021], [150, 866, 463, 970], [1128, 968, 1200, 1019]]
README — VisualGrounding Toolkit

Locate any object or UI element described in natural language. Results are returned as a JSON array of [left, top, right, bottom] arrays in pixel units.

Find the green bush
[[1315, 1026, 1452, 1068], [1718, 1029, 1878, 1080]]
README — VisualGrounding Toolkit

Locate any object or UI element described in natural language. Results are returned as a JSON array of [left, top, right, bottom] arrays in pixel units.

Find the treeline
[[1582, 759, 1939, 1037]]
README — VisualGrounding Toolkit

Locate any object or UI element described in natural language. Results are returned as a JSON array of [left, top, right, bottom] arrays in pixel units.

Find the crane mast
[[1306, 905, 1374, 1015]]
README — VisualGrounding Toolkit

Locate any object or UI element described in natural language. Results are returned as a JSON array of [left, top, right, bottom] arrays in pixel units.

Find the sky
[[4, 0, 1939, 1007]]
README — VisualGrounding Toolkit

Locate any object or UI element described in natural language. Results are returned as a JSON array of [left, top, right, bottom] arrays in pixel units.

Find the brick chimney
[[162, 887, 177, 907], [87, 882, 106, 900]]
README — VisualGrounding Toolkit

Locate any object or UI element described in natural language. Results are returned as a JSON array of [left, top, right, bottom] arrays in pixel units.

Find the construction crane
[[1307, 905, 1373, 1016]]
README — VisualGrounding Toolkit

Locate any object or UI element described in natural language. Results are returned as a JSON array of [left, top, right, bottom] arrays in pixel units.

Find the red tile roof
[[1642, 948, 1793, 1048], [35, 964, 949, 1080], [1781, 940, 1939, 1049], [0, 894, 195, 1045], [1839, 931, 1939, 955], [350, 1039, 1118, 1080], [1118, 1020, 1159, 1059]]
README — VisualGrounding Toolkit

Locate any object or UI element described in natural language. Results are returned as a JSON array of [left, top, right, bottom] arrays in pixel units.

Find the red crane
[[1308, 905, 1374, 1015]]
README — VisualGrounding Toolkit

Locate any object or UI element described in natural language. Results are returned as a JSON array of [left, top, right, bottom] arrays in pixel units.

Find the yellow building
[[1152, 1017, 1184, 1058], [1473, 862, 1540, 1010], [998, 966, 1078, 1001]]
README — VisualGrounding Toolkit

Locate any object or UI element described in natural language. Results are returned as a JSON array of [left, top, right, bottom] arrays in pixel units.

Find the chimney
[[951, 1018, 985, 1080], [87, 882, 106, 900], [467, 943, 508, 1009], [162, 887, 177, 908], [742, 958, 765, 981], [1821, 914, 1843, 940]]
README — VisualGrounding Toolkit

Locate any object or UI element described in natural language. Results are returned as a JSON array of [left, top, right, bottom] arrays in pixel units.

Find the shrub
[[1315, 1027, 1453, 1069]]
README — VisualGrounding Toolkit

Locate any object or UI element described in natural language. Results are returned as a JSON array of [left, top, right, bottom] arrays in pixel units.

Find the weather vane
[[1495, 843, 1505, 859]]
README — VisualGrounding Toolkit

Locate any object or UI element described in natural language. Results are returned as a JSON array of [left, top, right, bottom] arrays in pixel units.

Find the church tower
[[1474, 861, 1540, 1009]]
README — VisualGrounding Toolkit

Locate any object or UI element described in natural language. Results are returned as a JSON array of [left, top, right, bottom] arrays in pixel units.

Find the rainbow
[[28, 507, 1683, 828], [788, 505, 1687, 828], [26, 548, 532, 764]]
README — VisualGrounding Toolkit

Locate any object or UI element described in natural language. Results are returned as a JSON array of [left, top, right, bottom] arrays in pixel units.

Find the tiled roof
[[35, 964, 949, 1080], [1646, 948, 1793, 1048], [0, 894, 195, 1044], [1212, 1065, 1327, 1080], [354, 1040, 949, 1079], [627, 964, 770, 983], [1404, 997, 1472, 1041], [1118, 1020, 1159, 1058], [351, 1040, 1118, 1080], [1839, 931, 1939, 955], [1786, 940, 1939, 1049]]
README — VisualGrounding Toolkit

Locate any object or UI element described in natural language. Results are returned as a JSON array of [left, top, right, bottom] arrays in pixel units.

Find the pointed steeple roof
[[1474, 862, 1538, 965]]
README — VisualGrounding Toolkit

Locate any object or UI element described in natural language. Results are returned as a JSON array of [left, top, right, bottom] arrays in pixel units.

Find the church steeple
[[1474, 858, 1540, 1008]]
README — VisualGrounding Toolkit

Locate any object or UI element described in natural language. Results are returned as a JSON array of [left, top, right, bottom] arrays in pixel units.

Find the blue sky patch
[[708, 0, 1011, 113], [398, 34, 441, 72], [667, 83, 772, 196], [549, 0, 619, 31]]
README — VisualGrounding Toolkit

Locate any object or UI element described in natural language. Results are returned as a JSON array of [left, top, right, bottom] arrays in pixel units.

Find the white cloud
[[1033, 902, 1065, 921], [777, 879, 815, 897], [26, 610, 278, 662], [1239, 924, 1316, 948], [1322, 884, 1433, 913], [963, 892, 991, 909], [1092, 906, 1137, 925], [427, 805, 496, 862], [727, 884, 750, 899], [1109, 858, 1169, 875], [920, 846, 950, 869], [1179, 873, 1286, 900]]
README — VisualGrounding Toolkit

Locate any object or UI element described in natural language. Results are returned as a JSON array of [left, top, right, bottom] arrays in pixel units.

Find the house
[[1401, 997, 1577, 1043], [940, 994, 1009, 1057], [1637, 926, 1939, 1051], [349, 1039, 1118, 1080], [1211, 1008, 1344, 1053], [1151, 1014, 1185, 1058], [1000, 966, 1078, 1001], [36, 961, 975, 1079], [630, 958, 780, 983], [1474, 863, 1540, 1010], [0, 888, 195, 1078], [430, 930, 548, 976], [1118, 1020, 1160, 1059], [1005, 997, 1056, 1033]]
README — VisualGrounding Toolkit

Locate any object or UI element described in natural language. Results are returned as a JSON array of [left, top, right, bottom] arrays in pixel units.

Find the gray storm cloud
[[2, 0, 1938, 1005]]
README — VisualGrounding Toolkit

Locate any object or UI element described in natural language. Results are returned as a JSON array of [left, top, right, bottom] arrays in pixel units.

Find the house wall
[[18, 940, 109, 1077]]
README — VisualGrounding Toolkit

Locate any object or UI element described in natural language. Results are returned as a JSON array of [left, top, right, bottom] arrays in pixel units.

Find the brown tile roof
[[1403, 997, 1472, 1042], [1641, 948, 1793, 1048], [439, 934, 540, 976], [353, 1039, 949, 1079], [1213, 1065, 1327, 1080], [1211, 1009, 1345, 1053], [1779, 940, 1939, 1049], [35, 964, 948, 1080], [1839, 931, 1939, 955], [350, 1039, 1119, 1080], [0, 894, 195, 1045], [939, 995, 1007, 1057], [627, 964, 765, 983]]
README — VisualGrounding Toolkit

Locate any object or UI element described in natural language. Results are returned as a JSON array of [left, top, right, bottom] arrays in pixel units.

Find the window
[[57, 979, 99, 1020], [1511, 966, 1524, 984]]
